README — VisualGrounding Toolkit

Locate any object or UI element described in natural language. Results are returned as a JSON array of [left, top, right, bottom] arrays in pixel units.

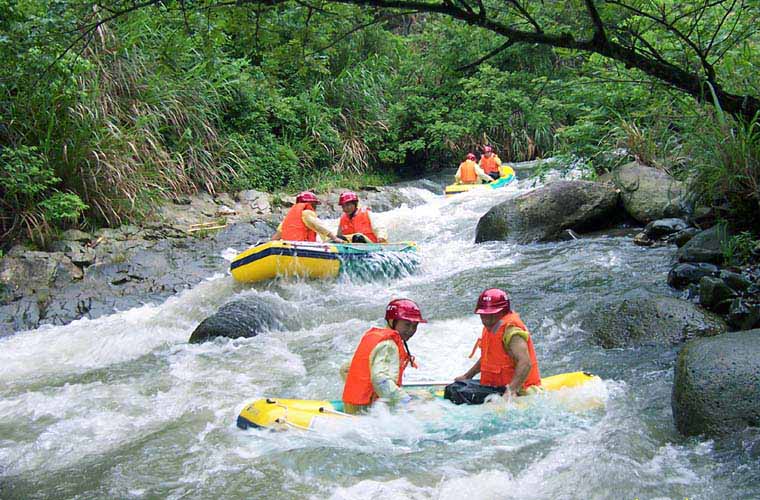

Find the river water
[[1, 172, 758, 499]]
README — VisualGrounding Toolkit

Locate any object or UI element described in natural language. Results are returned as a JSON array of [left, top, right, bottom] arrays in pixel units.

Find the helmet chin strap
[[403, 339, 417, 368]]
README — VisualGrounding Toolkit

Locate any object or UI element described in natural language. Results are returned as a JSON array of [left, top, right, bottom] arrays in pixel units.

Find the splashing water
[[1, 175, 758, 499]]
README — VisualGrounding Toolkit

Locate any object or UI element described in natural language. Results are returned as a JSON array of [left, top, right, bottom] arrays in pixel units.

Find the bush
[[686, 110, 760, 231], [1, 146, 87, 244]]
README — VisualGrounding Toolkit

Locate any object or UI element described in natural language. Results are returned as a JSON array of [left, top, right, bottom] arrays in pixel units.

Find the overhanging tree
[[79, 0, 758, 121]]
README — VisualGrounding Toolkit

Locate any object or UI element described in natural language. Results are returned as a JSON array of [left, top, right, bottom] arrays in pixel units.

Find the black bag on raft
[[443, 380, 506, 405]]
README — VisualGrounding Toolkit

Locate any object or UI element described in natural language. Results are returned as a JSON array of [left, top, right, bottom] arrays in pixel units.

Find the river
[[1, 172, 758, 499]]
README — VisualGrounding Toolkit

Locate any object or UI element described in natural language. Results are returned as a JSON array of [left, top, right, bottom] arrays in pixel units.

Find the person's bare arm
[[271, 223, 283, 241], [505, 335, 532, 397], [455, 358, 481, 381]]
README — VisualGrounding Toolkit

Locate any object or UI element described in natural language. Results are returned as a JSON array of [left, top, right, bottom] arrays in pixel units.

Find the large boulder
[[612, 161, 685, 223], [580, 296, 727, 348], [188, 296, 283, 343], [673, 329, 760, 436], [677, 225, 727, 264], [475, 180, 620, 243]]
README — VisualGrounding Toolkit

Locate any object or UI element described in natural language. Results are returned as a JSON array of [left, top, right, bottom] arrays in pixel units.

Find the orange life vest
[[459, 160, 479, 184], [281, 203, 317, 241], [480, 155, 500, 175], [339, 207, 378, 243], [477, 311, 541, 388], [342, 327, 411, 405]]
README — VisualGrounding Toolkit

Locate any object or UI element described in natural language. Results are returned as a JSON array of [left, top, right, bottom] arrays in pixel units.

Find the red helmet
[[483, 145, 493, 153], [466, 153, 477, 161], [474, 288, 511, 314], [296, 191, 319, 204], [338, 191, 359, 206], [385, 299, 427, 323]]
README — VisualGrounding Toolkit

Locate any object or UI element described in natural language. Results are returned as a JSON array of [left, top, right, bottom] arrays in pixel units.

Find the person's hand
[[503, 387, 519, 400], [330, 234, 348, 243], [378, 237, 388, 244], [454, 374, 469, 382]]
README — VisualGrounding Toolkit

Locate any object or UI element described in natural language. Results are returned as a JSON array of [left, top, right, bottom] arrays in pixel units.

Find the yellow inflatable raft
[[237, 371, 601, 431], [444, 165, 516, 197], [230, 240, 417, 283]]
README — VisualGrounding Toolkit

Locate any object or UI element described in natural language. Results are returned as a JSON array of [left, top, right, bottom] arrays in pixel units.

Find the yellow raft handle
[[318, 406, 353, 417], [274, 417, 313, 432]]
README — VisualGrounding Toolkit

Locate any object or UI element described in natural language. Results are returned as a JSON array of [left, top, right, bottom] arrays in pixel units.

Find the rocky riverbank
[[473, 159, 760, 437], [0, 186, 427, 337]]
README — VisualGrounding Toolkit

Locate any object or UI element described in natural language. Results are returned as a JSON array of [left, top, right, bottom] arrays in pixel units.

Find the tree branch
[[304, 11, 417, 57], [583, 0, 608, 47], [505, 0, 541, 33], [68, 0, 760, 120], [456, 38, 514, 72]]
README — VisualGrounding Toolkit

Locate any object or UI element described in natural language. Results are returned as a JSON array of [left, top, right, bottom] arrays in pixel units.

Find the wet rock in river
[[580, 295, 727, 348], [475, 180, 620, 243], [673, 329, 760, 436], [643, 218, 688, 239], [670, 227, 700, 247], [667, 263, 721, 289], [677, 225, 727, 264], [188, 296, 283, 343], [612, 161, 686, 223], [727, 299, 760, 331]]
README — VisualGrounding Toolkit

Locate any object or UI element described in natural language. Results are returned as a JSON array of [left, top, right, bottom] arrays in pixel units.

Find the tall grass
[[60, 17, 243, 225], [610, 119, 687, 175], [2, 8, 246, 244], [686, 110, 760, 231]]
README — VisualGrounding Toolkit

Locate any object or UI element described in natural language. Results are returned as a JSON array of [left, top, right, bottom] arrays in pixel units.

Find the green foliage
[[1, 146, 59, 203], [721, 229, 758, 266], [0, 146, 87, 242], [39, 193, 88, 224], [685, 111, 760, 231], [2, 0, 759, 244]]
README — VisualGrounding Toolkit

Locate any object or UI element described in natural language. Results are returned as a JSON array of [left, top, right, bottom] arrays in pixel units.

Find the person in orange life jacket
[[455, 288, 542, 399], [336, 191, 388, 244], [455, 152, 492, 185], [341, 298, 427, 414], [479, 145, 503, 181], [271, 191, 347, 243]]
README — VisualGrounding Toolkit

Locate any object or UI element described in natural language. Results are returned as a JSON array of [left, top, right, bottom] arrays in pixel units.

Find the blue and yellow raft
[[237, 371, 601, 431], [444, 165, 516, 196], [230, 240, 418, 283]]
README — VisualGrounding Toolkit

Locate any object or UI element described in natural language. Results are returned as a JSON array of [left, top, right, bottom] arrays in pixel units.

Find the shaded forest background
[[1, 0, 759, 252]]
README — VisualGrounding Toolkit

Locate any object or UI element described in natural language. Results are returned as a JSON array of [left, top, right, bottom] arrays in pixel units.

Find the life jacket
[[459, 160, 479, 184], [480, 155, 500, 175], [281, 203, 317, 241], [474, 311, 541, 388], [339, 207, 378, 243], [342, 327, 412, 405]]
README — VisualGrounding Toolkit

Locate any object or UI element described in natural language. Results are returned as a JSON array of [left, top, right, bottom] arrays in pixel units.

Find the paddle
[[402, 379, 481, 388], [402, 381, 451, 388]]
